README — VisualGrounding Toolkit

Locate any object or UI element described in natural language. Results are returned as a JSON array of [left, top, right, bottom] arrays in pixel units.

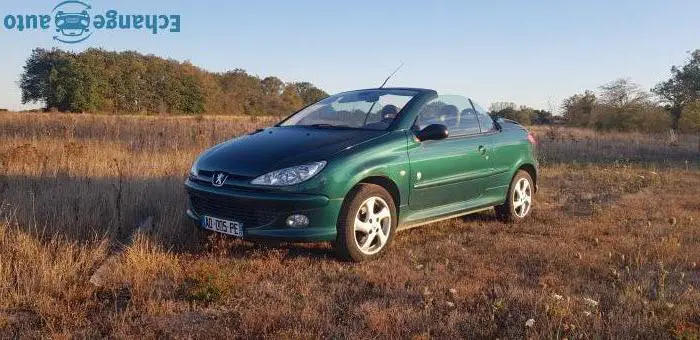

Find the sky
[[1, 0, 699, 112]]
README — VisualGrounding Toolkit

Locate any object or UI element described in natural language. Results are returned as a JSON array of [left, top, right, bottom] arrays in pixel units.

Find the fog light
[[286, 214, 309, 228]]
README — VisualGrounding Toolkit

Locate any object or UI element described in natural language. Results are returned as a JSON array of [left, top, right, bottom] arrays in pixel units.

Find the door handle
[[478, 145, 487, 155]]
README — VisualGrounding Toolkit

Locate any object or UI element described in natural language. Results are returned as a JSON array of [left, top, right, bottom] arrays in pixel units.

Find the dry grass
[[0, 112, 698, 338], [532, 125, 700, 169]]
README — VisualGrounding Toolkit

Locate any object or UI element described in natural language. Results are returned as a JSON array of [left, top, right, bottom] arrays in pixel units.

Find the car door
[[407, 95, 493, 211], [471, 100, 511, 191]]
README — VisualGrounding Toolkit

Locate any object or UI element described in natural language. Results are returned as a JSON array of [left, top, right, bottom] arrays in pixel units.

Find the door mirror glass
[[417, 124, 449, 141]]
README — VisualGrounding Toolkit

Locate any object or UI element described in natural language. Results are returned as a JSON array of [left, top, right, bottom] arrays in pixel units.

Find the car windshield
[[280, 89, 419, 130]]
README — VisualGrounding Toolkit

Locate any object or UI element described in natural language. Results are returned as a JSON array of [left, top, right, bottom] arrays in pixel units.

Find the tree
[[653, 50, 700, 130], [292, 82, 328, 106], [280, 84, 303, 116], [489, 106, 517, 121], [20, 48, 74, 111], [515, 106, 535, 125], [599, 78, 649, 109], [533, 109, 553, 124], [679, 100, 700, 133], [18, 48, 327, 115], [488, 102, 516, 113], [180, 74, 205, 114], [561, 91, 596, 127], [487, 103, 541, 126], [594, 78, 652, 131], [261, 77, 284, 97]]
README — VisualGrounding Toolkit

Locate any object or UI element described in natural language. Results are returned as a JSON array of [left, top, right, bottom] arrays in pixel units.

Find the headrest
[[381, 104, 400, 116], [442, 105, 459, 116]]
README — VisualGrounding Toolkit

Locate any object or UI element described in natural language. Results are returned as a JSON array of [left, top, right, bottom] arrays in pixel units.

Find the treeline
[[492, 50, 700, 133], [561, 79, 672, 133], [561, 50, 700, 133], [490, 80, 679, 133], [562, 77, 700, 133], [488, 102, 556, 125], [20, 48, 328, 115]]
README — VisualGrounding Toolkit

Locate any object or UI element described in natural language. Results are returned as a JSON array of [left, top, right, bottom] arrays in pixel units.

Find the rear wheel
[[495, 170, 534, 222], [336, 184, 397, 262]]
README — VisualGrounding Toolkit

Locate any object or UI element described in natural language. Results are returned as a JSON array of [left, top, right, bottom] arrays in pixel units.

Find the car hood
[[197, 126, 386, 178]]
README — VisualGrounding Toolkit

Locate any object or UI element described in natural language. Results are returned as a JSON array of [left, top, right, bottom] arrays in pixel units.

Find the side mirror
[[417, 124, 449, 141], [494, 117, 504, 131]]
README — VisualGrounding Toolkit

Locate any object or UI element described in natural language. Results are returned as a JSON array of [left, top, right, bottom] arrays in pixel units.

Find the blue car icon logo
[[55, 10, 90, 37]]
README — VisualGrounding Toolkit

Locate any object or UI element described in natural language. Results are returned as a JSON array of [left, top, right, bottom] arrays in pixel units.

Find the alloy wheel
[[512, 177, 532, 218], [354, 196, 391, 255]]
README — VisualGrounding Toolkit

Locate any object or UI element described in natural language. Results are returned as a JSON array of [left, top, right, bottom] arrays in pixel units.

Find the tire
[[335, 184, 397, 262], [495, 170, 534, 223]]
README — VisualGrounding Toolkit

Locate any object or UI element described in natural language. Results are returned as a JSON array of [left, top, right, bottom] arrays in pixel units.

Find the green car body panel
[[185, 88, 538, 242]]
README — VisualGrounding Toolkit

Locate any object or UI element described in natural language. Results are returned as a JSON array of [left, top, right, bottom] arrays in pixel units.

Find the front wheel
[[495, 170, 534, 223], [335, 184, 397, 262]]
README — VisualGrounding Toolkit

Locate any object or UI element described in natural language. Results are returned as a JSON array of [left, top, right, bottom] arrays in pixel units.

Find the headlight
[[251, 161, 326, 186], [190, 162, 198, 177]]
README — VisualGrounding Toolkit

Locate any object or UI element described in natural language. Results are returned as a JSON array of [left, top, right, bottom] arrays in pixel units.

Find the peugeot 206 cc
[[186, 88, 538, 261]]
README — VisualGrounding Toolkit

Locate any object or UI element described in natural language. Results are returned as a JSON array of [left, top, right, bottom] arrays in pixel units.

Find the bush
[[679, 100, 700, 133], [562, 79, 674, 133]]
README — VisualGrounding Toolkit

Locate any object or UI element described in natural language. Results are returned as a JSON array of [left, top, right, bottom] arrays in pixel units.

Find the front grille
[[189, 191, 278, 228], [197, 170, 252, 184]]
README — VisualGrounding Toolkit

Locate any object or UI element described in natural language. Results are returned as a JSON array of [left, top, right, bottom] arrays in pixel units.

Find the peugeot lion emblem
[[212, 172, 228, 187]]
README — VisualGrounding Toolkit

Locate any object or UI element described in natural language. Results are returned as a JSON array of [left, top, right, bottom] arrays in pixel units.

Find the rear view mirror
[[359, 94, 380, 103], [417, 124, 448, 141], [338, 93, 380, 103]]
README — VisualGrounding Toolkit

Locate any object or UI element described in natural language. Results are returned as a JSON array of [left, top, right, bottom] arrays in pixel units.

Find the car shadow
[[0, 174, 207, 252], [460, 210, 498, 222], [200, 232, 336, 260], [0, 171, 534, 263], [0, 174, 340, 260], [269, 242, 336, 260]]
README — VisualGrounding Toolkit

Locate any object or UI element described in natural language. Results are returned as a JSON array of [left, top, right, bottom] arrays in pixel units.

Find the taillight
[[527, 132, 537, 146]]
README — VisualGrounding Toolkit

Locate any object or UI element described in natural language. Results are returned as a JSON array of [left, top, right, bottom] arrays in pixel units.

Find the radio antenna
[[379, 63, 404, 88]]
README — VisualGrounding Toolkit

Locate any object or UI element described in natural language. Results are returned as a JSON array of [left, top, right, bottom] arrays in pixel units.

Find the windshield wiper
[[304, 124, 353, 129]]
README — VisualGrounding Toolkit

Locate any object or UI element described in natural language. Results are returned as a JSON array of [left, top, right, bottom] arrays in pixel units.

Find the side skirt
[[396, 206, 493, 232]]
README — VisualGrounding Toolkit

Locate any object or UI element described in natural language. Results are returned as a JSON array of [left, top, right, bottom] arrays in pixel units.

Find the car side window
[[414, 95, 480, 137], [471, 100, 497, 133]]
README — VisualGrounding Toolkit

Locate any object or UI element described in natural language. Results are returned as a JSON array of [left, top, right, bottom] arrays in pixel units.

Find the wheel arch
[[516, 162, 538, 193], [355, 176, 401, 210]]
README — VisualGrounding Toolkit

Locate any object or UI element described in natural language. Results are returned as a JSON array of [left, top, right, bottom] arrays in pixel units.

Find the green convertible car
[[186, 88, 538, 261]]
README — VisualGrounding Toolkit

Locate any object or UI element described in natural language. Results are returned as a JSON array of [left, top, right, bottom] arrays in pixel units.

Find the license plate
[[201, 216, 243, 237]]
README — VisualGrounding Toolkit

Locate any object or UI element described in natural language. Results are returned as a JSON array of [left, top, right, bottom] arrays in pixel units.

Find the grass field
[[1, 112, 699, 338]]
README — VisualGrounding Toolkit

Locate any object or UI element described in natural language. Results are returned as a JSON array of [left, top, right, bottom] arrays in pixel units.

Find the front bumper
[[184, 179, 341, 242]]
